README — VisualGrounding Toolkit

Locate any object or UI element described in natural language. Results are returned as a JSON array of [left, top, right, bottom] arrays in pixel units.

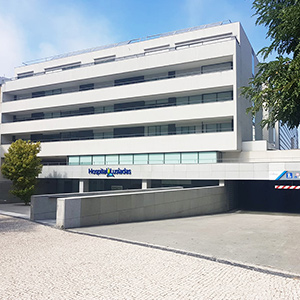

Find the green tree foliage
[[241, 0, 300, 129], [1, 140, 43, 205]]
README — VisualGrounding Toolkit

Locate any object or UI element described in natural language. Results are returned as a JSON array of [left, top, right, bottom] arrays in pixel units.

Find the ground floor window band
[[68, 151, 221, 165]]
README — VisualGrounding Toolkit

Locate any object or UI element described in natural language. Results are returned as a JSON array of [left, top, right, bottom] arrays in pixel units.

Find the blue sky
[[0, 0, 271, 78]]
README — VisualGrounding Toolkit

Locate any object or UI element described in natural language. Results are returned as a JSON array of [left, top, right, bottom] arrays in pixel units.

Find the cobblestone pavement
[[0, 215, 299, 300]]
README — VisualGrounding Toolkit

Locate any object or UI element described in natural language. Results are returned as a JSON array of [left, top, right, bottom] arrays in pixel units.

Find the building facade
[[0, 21, 297, 195]]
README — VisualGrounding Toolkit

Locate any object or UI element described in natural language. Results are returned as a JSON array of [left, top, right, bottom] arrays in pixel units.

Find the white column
[[79, 180, 89, 193], [219, 180, 225, 187], [142, 179, 150, 189]]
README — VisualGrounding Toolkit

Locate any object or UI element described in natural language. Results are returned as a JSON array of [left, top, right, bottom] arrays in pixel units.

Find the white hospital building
[[0, 21, 299, 213]]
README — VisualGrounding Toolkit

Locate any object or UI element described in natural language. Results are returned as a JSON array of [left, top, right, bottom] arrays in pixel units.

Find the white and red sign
[[275, 185, 300, 190]]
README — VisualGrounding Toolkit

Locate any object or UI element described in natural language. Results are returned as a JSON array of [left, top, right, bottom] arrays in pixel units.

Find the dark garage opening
[[237, 180, 300, 213]]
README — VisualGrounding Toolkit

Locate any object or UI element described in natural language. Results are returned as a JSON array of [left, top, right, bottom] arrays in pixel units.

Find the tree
[[1, 140, 43, 205], [241, 0, 300, 129]]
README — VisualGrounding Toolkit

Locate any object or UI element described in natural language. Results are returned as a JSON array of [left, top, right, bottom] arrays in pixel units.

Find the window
[[103, 132, 113, 139], [114, 101, 145, 112], [203, 93, 217, 103], [156, 99, 169, 106], [31, 112, 44, 120], [93, 156, 105, 165], [176, 97, 189, 106], [17, 71, 33, 79], [80, 156, 92, 165], [114, 127, 144, 138], [133, 154, 148, 165], [204, 123, 217, 133], [104, 106, 114, 113], [94, 55, 116, 65], [79, 84, 94, 91], [161, 125, 168, 136], [69, 156, 80, 165], [119, 154, 133, 165], [165, 153, 181, 164], [199, 152, 218, 163], [201, 62, 233, 74], [144, 44, 169, 55], [182, 152, 198, 164], [189, 95, 202, 104], [217, 91, 233, 101], [178, 126, 195, 135], [219, 122, 233, 132], [79, 107, 94, 115], [106, 155, 119, 165], [114, 76, 144, 86], [32, 91, 45, 98], [45, 89, 62, 96], [149, 153, 164, 164], [45, 62, 81, 73], [94, 106, 104, 114], [168, 71, 176, 78]]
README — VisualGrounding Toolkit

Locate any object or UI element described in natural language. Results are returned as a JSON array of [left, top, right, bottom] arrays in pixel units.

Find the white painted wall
[[2, 131, 236, 157], [39, 160, 300, 181]]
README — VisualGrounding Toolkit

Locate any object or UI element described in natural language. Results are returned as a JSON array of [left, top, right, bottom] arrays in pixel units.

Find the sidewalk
[[0, 203, 30, 219], [1, 214, 299, 300]]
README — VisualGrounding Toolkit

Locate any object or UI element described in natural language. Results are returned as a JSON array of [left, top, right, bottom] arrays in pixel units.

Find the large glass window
[[119, 154, 133, 165], [199, 152, 217, 163], [189, 95, 202, 104], [203, 93, 217, 103], [178, 126, 196, 135], [149, 153, 164, 164], [79, 83, 94, 91], [133, 154, 148, 165], [68, 156, 80, 165], [156, 99, 169, 107], [176, 97, 189, 106], [182, 152, 198, 164], [93, 155, 105, 165], [32, 91, 46, 98], [217, 91, 233, 101], [106, 155, 119, 165], [219, 122, 233, 132], [204, 123, 217, 133], [80, 156, 92, 165], [201, 62, 232, 74], [165, 153, 181, 164], [161, 125, 168, 136]]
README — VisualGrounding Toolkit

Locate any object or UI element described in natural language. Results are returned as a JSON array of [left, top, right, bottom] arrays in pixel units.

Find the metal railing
[[8, 127, 233, 145], [21, 20, 231, 67], [7, 62, 233, 102], [6, 29, 236, 85], [10, 95, 233, 123]]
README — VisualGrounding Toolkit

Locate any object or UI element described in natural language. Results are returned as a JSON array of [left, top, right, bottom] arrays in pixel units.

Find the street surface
[[73, 211, 300, 275]]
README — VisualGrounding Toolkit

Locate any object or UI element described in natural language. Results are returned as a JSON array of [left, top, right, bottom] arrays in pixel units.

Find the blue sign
[[88, 168, 132, 177], [276, 171, 300, 180]]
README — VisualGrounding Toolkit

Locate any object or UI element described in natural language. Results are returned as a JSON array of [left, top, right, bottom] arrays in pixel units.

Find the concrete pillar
[[142, 179, 150, 189], [219, 180, 225, 187], [79, 179, 89, 193]]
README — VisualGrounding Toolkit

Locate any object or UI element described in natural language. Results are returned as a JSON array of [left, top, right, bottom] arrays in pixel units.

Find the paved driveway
[[72, 211, 300, 275]]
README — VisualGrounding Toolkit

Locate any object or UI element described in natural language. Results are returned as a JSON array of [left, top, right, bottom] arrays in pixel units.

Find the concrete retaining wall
[[56, 185, 230, 229], [31, 187, 182, 221]]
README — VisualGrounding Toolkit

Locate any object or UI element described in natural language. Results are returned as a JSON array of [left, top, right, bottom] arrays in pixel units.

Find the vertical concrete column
[[219, 180, 225, 186], [79, 179, 89, 193], [142, 179, 150, 189]]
